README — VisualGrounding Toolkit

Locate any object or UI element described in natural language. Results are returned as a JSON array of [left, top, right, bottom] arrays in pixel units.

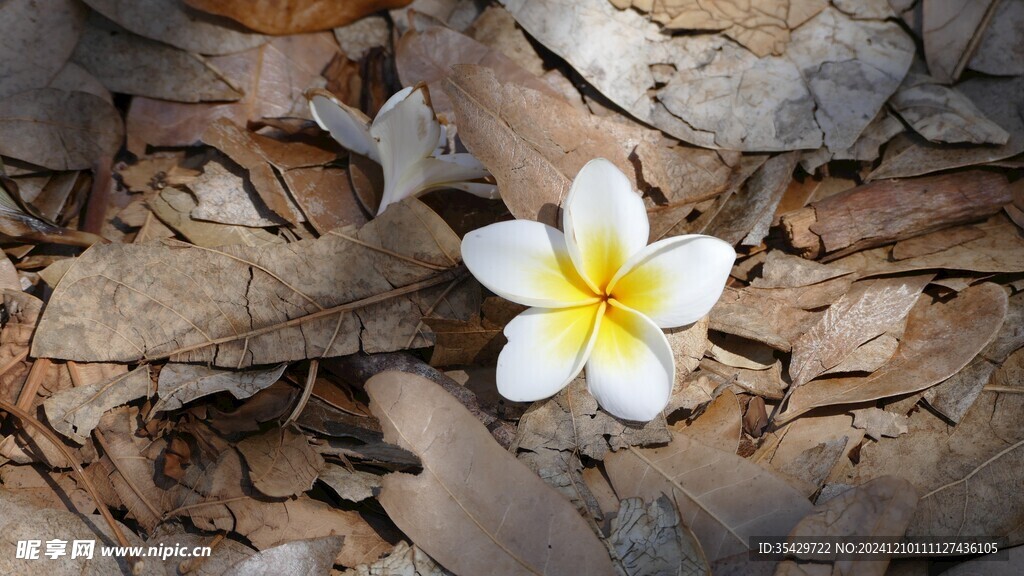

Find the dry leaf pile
[[0, 0, 1022, 574]]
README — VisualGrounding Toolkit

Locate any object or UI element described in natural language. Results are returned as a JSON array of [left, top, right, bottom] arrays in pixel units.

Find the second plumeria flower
[[308, 85, 497, 216], [462, 159, 735, 422]]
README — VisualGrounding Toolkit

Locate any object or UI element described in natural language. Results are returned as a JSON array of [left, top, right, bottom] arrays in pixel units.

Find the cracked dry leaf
[[890, 73, 1009, 145], [610, 496, 710, 576], [0, 0, 86, 100], [237, 427, 324, 498], [72, 14, 243, 103], [788, 275, 932, 389], [43, 365, 153, 445], [0, 89, 123, 171], [775, 477, 917, 576], [367, 371, 618, 576], [153, 362, 287, 412], [341, 541, 452, 576], [503, 0, 912, 152], [780, 283, 1008, 424], [150, 187, 285, 248], [606, 431, 813, 564], [32, 197, 469, 367]]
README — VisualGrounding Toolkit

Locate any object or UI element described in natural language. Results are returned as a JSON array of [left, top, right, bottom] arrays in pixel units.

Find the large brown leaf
[[185, 0, 412, 35], [31, 198, 470, 367], [367, 371, 617, 576], [0, 0, 86, 100], [237, 427, 324, 498], [779, 283, 1008, 423]]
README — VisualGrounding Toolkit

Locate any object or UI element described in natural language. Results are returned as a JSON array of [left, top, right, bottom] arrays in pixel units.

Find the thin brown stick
[[15, 357, 51, 412], [0, 349, 28, 379], [282, 359, 318, 428]]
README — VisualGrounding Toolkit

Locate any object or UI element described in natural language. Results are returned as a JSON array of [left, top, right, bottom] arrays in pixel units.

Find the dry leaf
[[466, 6, 547, 77], [0, 89, 123, 171], [502, 0, 913, 152], [922, 0, 994, 83], [789, 275, 932, 388], [780, 283, 1008, 423], [751, 250, 852, 289], [154, 362, 287, 412], [850, 407, 910, 441], [610, 496, 710, 576], [150, 187, 286, 248], [340, 541, 452, 576], [32, 197, 471, 365], [761, 410, 863, 497], [185, 0, 412, 35], [707, 334, 776, 371], [72, 14, 243, 103], [82, 0, 267, 55], [334, 15, 390, 60], [939, 545, 1024, 576], [678, 389, 742, 454], [892, 225, 987, 261], [821, 333, 899, 376], [43, 365, 153, 445], [967, 0, 1024, 76], [237, 427, 324, 498], [700, 358, 787, 399], [281, 166, 368, 234], [709, 287, 822, 351], [367, 371, 617, 576], [774, 477, 917, 576], [319, 463, 381, 503], [0, 0, 86, 100], [189, 159, 284, 227], [606, 431, 813, 563], [221, 536, 343, 576], [705, 152, 799, 246], [890, 73, 1009, 145]]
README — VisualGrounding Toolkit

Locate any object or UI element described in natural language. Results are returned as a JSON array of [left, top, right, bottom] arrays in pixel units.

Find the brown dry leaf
[[0, 89, 123, 171], [43, 365, 153, 445], [397, 24, 562, 116], [237, 427, 324, 498], [281, 166, 368, 234], [153, 362, 287, 412], [892, 225, 987, 260], [366, 371, 617, 576], [189, 159, 284, 227], [467, 6, 547, 76], [609, 496, 711, 576], [700, 357, 787, 399], [0, 464, 94, 515], [504, 0, 913, 153], [48, 61, 112, 103], [789, 275, 932, 388], [72, 14, 243, 103], [32, 197, 469, 367], [707, 333, 775, 371], [0, 179, 102, 247], [340, 541, 452, 576], [761, 410, 862, 496], [780, 283, 1008, 423], [334, 15, 389, 60], [940, 545, 1024, 576], [705, 152, 799, 246], [126, 32, 339, 152], [149, 187, 286, 248], [709, 287, 822, 351], [0, 291, 45, 404], [922, 0, 995, 83], [0, 0, 86, 100], [678, 389, 742, 454], [746, 276, 856, 311], [967, 0, 1024, 76], [850, 407, 909, 441], [222, 536, 344, 576], [319, 463, 381, 503], [751, 251, 852, 289], [185, 0, 411, 35], [147, 523, 257, 576], [82, 0, 267, 55], [821, 333, 898, 375], [890, 73, 1009, 145], [606, 431, 813, 564], [774, 477, 918, 576]]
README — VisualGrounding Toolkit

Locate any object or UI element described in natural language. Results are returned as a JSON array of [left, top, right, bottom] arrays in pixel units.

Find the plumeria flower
[[308, 85, 497, 216], [462, 159, 735, 421]]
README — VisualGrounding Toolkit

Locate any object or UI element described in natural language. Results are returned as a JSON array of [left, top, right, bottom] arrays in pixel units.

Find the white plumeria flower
[[462, 159, 735, 421], [308, 85, 497, 216]]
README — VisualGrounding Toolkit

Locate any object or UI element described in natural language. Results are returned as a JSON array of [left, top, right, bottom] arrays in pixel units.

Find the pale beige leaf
[[0, 0, 86, 100], [922, 0, 994, 83], [610, 496, 710, 576], [367, 371, 617, 576], [340, 541, 452, 576], [709, 287, 821, 351], [467, 6, 547, 77], [150, 187, 285, 248], [185, 0, 410, 35], [222, 536, 343, 576], [781, 283, 1008, 423], [700, 358, 787, 399], [707, 333, 776, 371], [761, 411, 863, 498], [789, 275, 932, 388], [190, 159, 284, 227], [154, 362, 287, 412], [939, 545, 1024, 576], [147, 524, 256, 576], [0, 89, 123, 171], [82, 0, 267, 55], [334, 15, 389, 60], [890, 73, 1009, 144], [850, 407, 909, 441], [32, 198, 468, 367], [820, 334, 898, 376], [677, 389, 741, 454], [967, 0, 1024, 76], [319, 463, 381, 503], [705, 152, 799, 246], [751, 251, 852, 289], [43, 365, 152, 444]]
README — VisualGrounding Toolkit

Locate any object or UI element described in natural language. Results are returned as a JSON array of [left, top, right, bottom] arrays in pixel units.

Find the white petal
[[377, 155, 495, 214], [497, 304, 604, 402], [586, 301, 673, 422], [308, 90, 379, 163], [462, 220, 599, 308], [375, 86, 414, 120], [563, 158, 649, 292], [371, 85, 440, 195], [608, 234, 735, 328]]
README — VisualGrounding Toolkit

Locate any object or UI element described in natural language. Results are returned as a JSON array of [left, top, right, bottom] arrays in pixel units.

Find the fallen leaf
[[789, 275, 932, 388], [821, 333, 899, 376], [43, 365, 153, 444], [851, 407, 910, 441], [237, 427, 324, 498], [890, 73, 1008, 145], [891, 225, 986, 260], [189, 159, 284, 227], [700, 358, 787, 399], [606, 431, 813, 563], [0, 89, 123, 171], [32, 198, 469, 367], [709, 287, 822, 351], [185, 0, 412, 35], [0, 0, 86, 100], [0, 464, 94, 515], [780, 283, 1008, 423], [967, 0, 1024, 76], [774, 477, 918, 576], [367, 371, 617, 576], [334, 15, 390, 60], [707, 334, 776, 371], [340, 541, 452, 576], [678, 389, 742, 454], [466, 6, 547, 77], [939, 545, 1024, 576], [147, 523, 257, 575], [281, 166, 368, 234], [149, 187, 286, 248], [705, 152, 800, 246], [751, 250, 852, 289], [82, 0, 267, 55], [221, 535, 343, 576], [761, 410, 863, 497], [922, 0, 995, 83], [72, 14, 243, 103], [610, 496, 710, 576], [153, 362, 287, 412], [319, 463, 381, 503]]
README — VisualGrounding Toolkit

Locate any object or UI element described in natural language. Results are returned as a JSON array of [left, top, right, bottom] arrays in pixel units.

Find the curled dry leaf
[[0, 0, 86, 100], [43, 365, 153, 445], [704, 151, 800, 246], [610, 496, 710, 576], [605, 431, 813, 564], [32, 198, 470, 367], [237, 427, 324, 498], [185, 0, 412, 35], [366, 371, 617, 576], [154, 362, 287, 412], [0, 89, 124, 171], [780, 283, 1008, 423]]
